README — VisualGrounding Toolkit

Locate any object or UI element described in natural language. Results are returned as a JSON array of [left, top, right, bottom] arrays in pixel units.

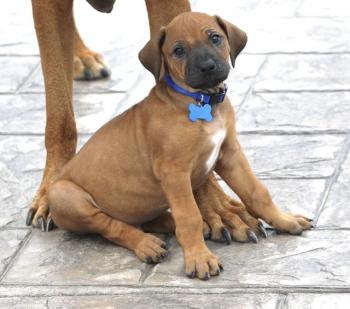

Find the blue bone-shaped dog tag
[[188, 103, 213, 122]]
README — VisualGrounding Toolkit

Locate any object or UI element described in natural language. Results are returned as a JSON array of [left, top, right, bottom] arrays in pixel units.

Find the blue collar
[[164, 74, 227, 106]]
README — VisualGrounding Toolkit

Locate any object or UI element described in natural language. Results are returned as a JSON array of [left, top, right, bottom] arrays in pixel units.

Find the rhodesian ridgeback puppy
[[47, 12, 312, 280], [27, 0, 267, 243]]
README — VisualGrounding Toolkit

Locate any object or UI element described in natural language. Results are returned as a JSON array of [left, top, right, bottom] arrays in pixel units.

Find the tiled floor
[[0, 0, 349, 308]]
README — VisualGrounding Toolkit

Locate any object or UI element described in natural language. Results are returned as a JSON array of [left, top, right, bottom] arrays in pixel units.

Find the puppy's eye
[[210, 34, 222, 45], [173, 46, 185, 57]]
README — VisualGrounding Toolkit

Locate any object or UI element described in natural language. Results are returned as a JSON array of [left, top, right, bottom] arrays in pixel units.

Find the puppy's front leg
[[160, 169, 222, 280], [216, 127, 312, 235]]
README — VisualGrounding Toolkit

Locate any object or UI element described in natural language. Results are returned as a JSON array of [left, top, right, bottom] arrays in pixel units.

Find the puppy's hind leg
[[142, 210, 211, 240], [142, 211, 175, 235], [48, 180, 168, 264]]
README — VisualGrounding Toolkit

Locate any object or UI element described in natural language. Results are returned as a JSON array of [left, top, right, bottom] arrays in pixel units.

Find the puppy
[[48, 12, 311, 280]]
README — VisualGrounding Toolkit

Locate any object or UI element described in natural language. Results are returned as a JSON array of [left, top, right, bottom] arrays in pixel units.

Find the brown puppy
[[48, 12, 311, 280]]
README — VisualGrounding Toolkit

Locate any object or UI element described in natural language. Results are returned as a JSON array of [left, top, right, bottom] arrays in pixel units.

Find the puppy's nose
[[199, 59, 217, 73]]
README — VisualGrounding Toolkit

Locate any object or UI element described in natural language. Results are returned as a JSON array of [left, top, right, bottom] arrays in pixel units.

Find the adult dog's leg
[[73, 25, 110, 80], [145, 0, 191, 38], [27, 0, 77, 230]]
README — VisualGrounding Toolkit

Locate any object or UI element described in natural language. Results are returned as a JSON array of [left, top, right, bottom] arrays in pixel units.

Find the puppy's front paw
[[134, 234, 168, 264], [184, 246, 222, 280]]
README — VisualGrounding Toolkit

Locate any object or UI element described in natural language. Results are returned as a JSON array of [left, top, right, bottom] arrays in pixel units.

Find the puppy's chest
[[205, 128, 226, 171], [194, 116, 227, 175]]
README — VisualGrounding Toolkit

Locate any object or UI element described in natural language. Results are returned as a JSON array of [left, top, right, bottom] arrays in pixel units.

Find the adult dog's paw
[[74, 49, 110, 81]]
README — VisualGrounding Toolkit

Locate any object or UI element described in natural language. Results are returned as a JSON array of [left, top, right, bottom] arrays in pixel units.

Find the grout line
[[15, 62, 41, 95], [236, 55, 268, 115], [0, 230, 33, 282], [0, 227, 30, 232], [243, 51, 350, 55], [0, 131, 348, 137], [0, 284, 350, 297], [294, 0, 307, 17], [276, 294, 288, 309], [237, 130, 349, 135], [0, 54, 39, 57], [313, 134, 350, 225], [254, 89, 350, 93], [138, 234, 172, 284]]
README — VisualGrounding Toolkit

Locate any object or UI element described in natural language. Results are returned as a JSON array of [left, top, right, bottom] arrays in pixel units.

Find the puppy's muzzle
[[185, 44, 230, 89]]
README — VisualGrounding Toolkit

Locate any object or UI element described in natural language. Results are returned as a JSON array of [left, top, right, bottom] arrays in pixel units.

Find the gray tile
[[317, 151, 350, 228], [0, 229, 30, 275], [0, 1, 38, 56], [4, 230, 145, 285], [73, 0, 149, 51], [227, 55, 266, 107], [0, 136, 44, 229], [298, 0, 350, 17], [238, 134, 344, 178], [0, 57, 38, 93], [244, 18, 350, 53], [284, 293, 350, 309], [48, 293, 280, 309], [220, 178, 326, 220], [0, 136, 90, 229], [145, 230, 350, 287], [194, 0, 300, 18], [254, 55, 350, 92], [20, 48, 143, 94], [0, 93, 126, 135], [237, 92, 350, 132], [194, 3, 350, 53], [0, 297, 46, 309]]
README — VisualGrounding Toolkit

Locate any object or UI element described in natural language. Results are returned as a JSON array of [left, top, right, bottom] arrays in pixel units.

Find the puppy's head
[[139, 12, 247, 90]]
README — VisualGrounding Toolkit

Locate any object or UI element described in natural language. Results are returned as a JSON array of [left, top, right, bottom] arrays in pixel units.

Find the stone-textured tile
[[73, 0, 148, 51], [20, 48, 143, 94], [0, 1, 38, 56], [245, 18, 350, 53], [0, 57, 38, 93], [4, 230, 145, 285], [195, 2, 350, 53], [226, 55, 266, 107], [0, 136, 44, 228], [298, 0, 350, 17], [195, 0, 300, 19], [0, 229, 29, 275], [0, 136, 89, 228], [237, 92, 350, 132], [284, 293, 350, 309], [49, 294, 280, 309], [0, 297, 46, 309], [146, 230, 350, 286], [220, 178, 325, 220], [254, 55, 350, 92], [318, 151, 350, 228], [238, 134, 344, 178], [0, 93, 126, 135]]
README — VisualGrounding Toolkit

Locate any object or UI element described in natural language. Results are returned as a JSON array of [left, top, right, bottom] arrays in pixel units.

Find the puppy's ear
[[138, 27, 166, 81], [215, 16, 247, 68]]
